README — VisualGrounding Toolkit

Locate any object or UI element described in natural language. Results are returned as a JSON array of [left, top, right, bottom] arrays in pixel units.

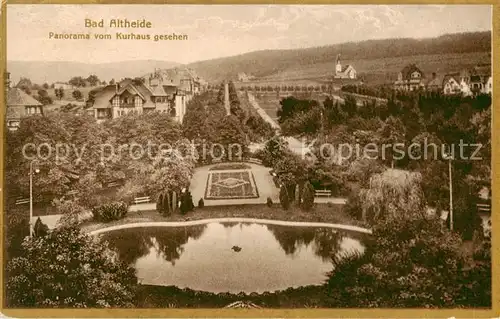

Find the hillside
[[7, 60, 180, 85], [186, 31, 491, 83], [259, 51, 491, 85]]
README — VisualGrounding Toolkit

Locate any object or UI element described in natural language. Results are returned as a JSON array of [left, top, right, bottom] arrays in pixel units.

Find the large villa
[[92, 67, 206, 123]]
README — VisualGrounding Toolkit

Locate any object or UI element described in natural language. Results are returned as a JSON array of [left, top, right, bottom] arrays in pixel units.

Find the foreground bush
[[325, 213, 491, 308], [6, 226, 137, 307], [92, 201, 128, 222]]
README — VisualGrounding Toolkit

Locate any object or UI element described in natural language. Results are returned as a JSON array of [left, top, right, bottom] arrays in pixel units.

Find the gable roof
[[7, 88, 42, 106], [116, 83, 146, 100], [92, 85, 117, 109], [341, 64, 354, 73], [7, 105, 24, 119], [149, 84, 168, 96], [443, 73, 460, 85], [427, 74, 445, 87], [400, 64, 423, 80]]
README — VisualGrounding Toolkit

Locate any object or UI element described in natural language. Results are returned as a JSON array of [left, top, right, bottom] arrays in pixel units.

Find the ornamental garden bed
[[209, 163, 252, 171], [205, 171, 259, 200]]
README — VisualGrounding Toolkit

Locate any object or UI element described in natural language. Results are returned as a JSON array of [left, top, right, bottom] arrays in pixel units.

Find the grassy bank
[[136, 284, 328, 308], [81, 203, 361, 233]]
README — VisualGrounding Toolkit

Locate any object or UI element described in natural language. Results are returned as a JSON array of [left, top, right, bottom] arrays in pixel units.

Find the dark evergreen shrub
[[266, 197, 273, 207], [279, 186, 290, 210]]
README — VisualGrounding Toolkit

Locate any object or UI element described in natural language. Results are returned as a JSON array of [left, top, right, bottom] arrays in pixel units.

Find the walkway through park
[[246, 91, 312, 156]]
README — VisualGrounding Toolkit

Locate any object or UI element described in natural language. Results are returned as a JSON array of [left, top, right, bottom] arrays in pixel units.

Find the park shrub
[[157, 189, 179, 216], [33, 217, 49, 237], [279, 186, 290, 210], [266, 197, 273, 207], [6, 226, 137, 307], [5, 207, 29, 260], [91, 201, 128, 222], [54, 198, 90, 227], [180, 191, 195, 215], [300, 182, 315, 211], [198, 198, 205, 208]]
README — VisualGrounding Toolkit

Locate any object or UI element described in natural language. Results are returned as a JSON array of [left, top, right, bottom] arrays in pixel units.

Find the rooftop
[[7, 87, 42, 106]]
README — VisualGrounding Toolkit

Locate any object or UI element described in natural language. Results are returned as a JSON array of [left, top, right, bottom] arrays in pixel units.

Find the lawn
[[80, 202, 361, 233], [251, 92, 327, 122]]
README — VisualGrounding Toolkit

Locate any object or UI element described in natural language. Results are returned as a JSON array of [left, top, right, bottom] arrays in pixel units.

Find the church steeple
[[335, 54, 342, 74]]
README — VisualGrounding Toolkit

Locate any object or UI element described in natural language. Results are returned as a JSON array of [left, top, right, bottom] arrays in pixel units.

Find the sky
[[7, 4, 492, 64]]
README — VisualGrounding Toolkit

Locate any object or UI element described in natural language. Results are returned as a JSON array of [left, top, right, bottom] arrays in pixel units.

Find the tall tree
[[55, 87, 64, 100], [72, 89, 83, 100], [87, 74, 100, 86]]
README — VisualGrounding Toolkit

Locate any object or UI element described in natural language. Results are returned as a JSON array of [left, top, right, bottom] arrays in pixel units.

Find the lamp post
[[443, 153, 454, 231], [29, 161, 40, 237]]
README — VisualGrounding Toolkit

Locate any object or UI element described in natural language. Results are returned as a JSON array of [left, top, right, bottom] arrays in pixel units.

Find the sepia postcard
[[1, 2, 498, 318]]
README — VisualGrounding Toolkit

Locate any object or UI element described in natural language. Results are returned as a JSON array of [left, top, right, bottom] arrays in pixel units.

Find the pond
[[98, 221, 367, 294]]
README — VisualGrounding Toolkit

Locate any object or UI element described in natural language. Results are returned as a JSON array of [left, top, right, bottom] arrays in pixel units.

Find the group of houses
[[91, 67, 205, 123], [394, 63, 492, 96], [237, 72, 256, 82], [4, 68, 206, 130]]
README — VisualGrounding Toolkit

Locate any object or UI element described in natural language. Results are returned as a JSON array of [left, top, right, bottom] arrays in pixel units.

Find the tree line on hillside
[[188, 31, 490, 81], [11, 75, 102, 106]]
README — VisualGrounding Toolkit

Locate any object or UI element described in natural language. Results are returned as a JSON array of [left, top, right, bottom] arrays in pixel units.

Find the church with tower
[[334, 54, 357, 79]]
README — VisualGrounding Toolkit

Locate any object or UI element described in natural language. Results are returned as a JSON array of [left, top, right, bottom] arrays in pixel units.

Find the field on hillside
[[188, 32, 490, 82], [234, 78, 325, 89], [259, 52, 490, 85], [45, 86, 100, 102], [251, 92, 328, 121]]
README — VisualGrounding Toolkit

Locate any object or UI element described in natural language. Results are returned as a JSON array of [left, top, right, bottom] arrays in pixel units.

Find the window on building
[[135, 96, 142, 108], [411, 72, 420, 78], [113, 96, 120, 107]]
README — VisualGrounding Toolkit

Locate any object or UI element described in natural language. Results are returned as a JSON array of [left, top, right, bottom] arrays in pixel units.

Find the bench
[[106, 181, 121, 188], [15, 198, 30, 205], [133, 196, 151, 204], [477, 203, 491, 213], [248, 158, 263, 165], [315, 190, 332, 197]]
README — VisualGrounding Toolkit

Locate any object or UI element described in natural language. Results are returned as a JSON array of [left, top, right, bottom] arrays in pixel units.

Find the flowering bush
[[91, 201, 128, 222], [6, 226, 137, 307]]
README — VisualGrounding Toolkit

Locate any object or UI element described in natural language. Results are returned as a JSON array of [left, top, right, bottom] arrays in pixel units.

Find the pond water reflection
[[100, 222, 365, 293]]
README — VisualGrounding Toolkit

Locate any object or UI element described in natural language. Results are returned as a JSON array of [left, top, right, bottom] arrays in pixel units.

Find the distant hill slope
[[7, 60, 180, 85], [186, 31, 491, 82]]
